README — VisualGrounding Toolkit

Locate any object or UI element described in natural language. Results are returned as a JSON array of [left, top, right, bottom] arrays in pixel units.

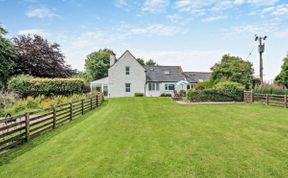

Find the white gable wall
[[108, 51, 146, 97]]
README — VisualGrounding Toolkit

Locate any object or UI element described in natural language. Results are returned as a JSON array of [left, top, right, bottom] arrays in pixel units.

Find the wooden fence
[[0, 93, 104, 153], [244, 91, 288, 108]]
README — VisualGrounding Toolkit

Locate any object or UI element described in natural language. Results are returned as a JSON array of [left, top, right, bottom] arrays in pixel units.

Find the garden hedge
[[187, 89, 244, 102], [8, 75, 84, 97]]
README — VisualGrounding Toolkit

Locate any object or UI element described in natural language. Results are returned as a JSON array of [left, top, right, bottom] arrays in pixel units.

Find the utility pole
[[255, 35, 267, 84]]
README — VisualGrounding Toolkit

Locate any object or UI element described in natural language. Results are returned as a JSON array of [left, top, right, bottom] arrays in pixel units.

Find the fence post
[[284, 95, 287, 108], [25, 112, 30, 142], [266, 94, 269, 105], [69, 102, 73, 121], [89, 98, 92, 111], [96, 95, 99, 107], [81, 99, 84, 115], [251, 91, 254, 103], [52, 107, 56, 129]]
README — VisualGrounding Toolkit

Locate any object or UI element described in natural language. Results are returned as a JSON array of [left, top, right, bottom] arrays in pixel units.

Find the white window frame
[[125, 83, 131, 92], [148, 82, 159, 91], [164, 84, 175, 91]]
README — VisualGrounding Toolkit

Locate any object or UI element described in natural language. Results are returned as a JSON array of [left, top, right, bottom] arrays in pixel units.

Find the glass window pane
[[125, 83, 130, 92], [126, 66, 130, 75]]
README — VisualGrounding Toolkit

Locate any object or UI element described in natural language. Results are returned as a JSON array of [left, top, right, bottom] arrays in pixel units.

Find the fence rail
[[0, 93, 104, 153], [244, 91, 288, 108]]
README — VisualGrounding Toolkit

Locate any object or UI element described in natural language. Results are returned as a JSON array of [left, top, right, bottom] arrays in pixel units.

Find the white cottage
[[90, 50, 211, 97]]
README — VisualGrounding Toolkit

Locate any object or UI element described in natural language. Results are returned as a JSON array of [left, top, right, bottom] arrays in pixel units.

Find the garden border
[[0, 93, 104, 153]]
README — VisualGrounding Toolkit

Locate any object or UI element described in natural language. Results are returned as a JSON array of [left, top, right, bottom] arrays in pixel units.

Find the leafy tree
[[145, 59, 157, 66], [136, 58, 145, 66], [211, 54, 254, 88], [274, 54, 288, 88], [84, 49, 114, 81], [0, 25, 15, 89], [12, 34, 76, 78], [72, 71, 92, 84]]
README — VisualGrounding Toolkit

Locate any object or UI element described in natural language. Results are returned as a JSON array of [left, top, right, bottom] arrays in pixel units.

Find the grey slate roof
[[183, 72, 211, 83], [145, 66, 185, 82]]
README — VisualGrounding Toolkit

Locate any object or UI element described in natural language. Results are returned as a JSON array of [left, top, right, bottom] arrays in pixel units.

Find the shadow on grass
[[0, 100, 108, 166]]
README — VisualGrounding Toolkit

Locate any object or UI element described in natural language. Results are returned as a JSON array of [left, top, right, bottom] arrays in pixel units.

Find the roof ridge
[[145, 65, 181, 67]]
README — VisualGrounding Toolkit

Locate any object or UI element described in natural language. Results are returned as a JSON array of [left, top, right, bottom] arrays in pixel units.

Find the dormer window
[[125, 66, 130, 75]]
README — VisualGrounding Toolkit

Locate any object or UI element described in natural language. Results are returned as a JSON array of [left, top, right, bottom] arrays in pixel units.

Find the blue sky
[[1, 0, 288, 81]]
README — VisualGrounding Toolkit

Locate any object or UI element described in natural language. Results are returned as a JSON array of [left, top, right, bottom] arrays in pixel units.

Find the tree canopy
[[145, 59, 157, 66], [84, 49, 114, 81], [136, 58, 145, 65], [274, 54, 288, 88], [12, 35, 76, 78], [0, 25, 15, 89], [211, 54, 254, 88]]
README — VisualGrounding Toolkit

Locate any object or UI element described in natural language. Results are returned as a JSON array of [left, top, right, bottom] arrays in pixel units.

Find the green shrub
[[134, 93, 144, 97], [214, 81, 244, 90], [254, 85, 288, 95], [160, 93, 172, 97], [0, 93, 96, 117], [8, 75, 85, 97], [197, 80, 214, 89], [187, 88, 243, 102], [0, 91, 19, 110]]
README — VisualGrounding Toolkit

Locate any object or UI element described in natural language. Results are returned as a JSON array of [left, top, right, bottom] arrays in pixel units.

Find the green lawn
[[0, 97, 288, 177]]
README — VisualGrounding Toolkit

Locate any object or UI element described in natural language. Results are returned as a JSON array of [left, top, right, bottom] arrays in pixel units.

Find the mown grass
[[0, 97, 288, 177]]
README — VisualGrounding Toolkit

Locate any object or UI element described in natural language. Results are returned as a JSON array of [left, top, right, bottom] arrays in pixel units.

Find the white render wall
[[108, 51, 146, 97], [145, 82, 183, 97]]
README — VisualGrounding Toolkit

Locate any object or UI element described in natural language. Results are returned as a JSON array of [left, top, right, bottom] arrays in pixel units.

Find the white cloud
[[228, 23, 279, 35], [114, 0, 128, 8], [18, 29, 49, 37], [234, 0, 278, 5], [167, 14, 183, 22], [203, 15, 226, 22], [50, 23, 183, 71], [130, 24, 181, 36], [26, 7, 57, 18], [272, 4, 288, 16], [142, 0, 169, 13], [175, 0, 214, 14]]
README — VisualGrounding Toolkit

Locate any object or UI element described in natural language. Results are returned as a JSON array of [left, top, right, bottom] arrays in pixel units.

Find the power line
[[245, 45, 256, 61]]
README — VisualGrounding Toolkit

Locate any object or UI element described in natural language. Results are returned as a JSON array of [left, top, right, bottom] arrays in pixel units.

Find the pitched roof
[[183, 72, 211, 83], [110, 50, 145, 69], [145, 66, 185, 82]]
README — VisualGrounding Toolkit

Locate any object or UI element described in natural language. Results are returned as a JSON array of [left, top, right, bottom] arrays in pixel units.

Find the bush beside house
[[187, 81, 244, 102]]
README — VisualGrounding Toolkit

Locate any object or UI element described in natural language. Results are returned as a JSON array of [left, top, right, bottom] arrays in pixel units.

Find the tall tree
[[0, 25, 15, 89], [84, 49, 114, 81], [211, 54, 254, 87], [13, 34, 76, 78], [274, 54, 288, 88], [145, 59, 157, 66]]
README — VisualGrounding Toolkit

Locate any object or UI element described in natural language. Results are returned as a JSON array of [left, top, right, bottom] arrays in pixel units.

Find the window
[[148, 82, 159, 91], [125, 66, 130, 75], [165, 84, 175, 91], [125, 83, 131, 92]]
